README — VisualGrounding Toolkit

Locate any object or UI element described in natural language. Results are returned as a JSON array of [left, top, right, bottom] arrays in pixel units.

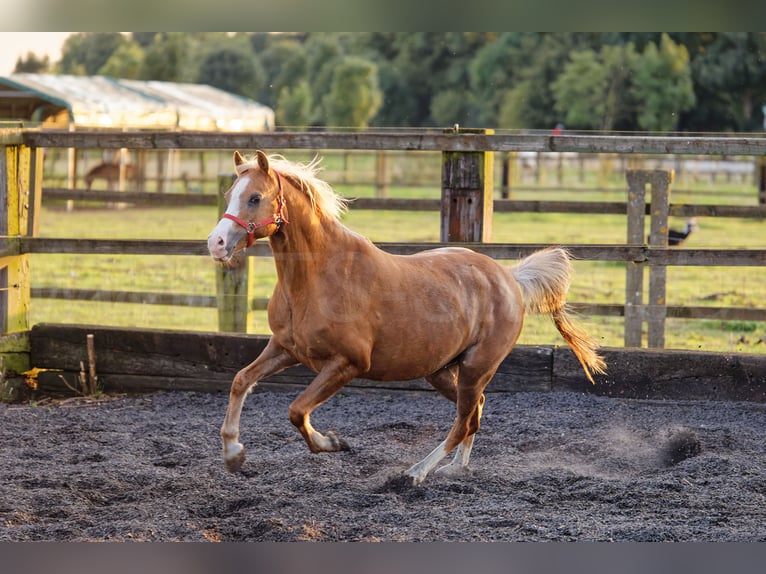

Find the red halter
[[221, 171, 288, 247]]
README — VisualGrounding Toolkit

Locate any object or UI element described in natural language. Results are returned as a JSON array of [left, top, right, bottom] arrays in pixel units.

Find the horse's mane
[[239, 154, 348, 221]]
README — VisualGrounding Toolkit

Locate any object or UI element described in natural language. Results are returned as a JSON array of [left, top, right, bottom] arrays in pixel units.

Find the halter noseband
[[221, 171, 288, 247]]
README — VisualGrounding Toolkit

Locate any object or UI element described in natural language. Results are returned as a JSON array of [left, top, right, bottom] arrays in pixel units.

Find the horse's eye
[[248, 194, 261, 205]]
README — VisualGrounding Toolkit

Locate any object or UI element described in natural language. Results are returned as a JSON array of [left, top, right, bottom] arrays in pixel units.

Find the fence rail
[[39, 187, 766, 219], [10, 236, 766, 266], [20, 130, 766, 155]]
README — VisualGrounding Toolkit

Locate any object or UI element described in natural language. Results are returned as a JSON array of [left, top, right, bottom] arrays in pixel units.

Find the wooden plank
[[30, 287, 216, 307], [42, 187, 217, 206], [16, 237, 766, 266], [572, 303, 766, 322], [38, 189, 766, 220], [491, 345, 552, 392], [30, 324, 268, 377], [29, 324, 766, 401], [22, 130, 766, 156], [552, 346, 766, 402]]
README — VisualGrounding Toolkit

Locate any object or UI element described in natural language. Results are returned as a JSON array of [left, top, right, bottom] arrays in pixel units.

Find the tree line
[[13, 32, 766, 133]]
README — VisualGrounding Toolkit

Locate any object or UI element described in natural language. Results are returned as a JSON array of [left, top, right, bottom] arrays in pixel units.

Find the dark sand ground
[[1, 389, 764, 541]]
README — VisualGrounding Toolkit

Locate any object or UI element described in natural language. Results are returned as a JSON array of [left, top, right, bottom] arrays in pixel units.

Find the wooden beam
[[16, 237, 766, 266], [29, 324, 766, 402], [38, 187, 766, 219], [22, 130, 766, 156]]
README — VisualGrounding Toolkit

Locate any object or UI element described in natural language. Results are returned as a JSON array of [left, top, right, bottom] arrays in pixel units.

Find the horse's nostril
[[217, 236, 225, 246]]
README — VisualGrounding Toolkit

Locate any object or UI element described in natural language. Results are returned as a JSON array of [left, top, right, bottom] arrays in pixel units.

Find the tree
[[303, 34, 344, 125], [552, 43, 637, 130], [469, 33, 526, 126], [323, 57, 382, 128], [13, 52, 51, 73], [198, 46, 262, 99], [257, 38, 307, 108], [139, 33, 190, 82], [98, 40, 145, 79], [690, 32, 766, 131], [430, 89, 474, 126], [277, 82, 312, 127], [58, 33, 126, 75], [631, 34, 696, 131]]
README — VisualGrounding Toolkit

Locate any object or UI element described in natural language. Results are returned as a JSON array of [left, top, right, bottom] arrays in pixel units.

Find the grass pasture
[[30, 192, 766, 354]]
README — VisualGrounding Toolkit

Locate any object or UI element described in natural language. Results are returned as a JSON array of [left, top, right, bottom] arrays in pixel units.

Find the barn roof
[[0, 73, 274, 131]]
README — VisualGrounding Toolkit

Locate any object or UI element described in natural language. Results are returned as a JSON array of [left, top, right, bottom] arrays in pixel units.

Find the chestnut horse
[[84, 162, 136, 190], [207, 151, 606, 485]]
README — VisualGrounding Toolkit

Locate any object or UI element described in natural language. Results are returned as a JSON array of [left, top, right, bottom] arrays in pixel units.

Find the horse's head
[[207, 150, 288, 262]]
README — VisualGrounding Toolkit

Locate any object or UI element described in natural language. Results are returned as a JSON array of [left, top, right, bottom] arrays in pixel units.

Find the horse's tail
[[510, 246, 606, 384]]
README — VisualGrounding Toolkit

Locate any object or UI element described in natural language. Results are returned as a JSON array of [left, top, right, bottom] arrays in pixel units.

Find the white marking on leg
[[404, 439, 450, 485], [221, 386, 249, 466], [435, 435, 475, 477]]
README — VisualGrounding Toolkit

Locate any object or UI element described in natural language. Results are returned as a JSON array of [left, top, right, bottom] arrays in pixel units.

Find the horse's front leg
[[221, 339, 298, 472], [288, 356, 360, 453]]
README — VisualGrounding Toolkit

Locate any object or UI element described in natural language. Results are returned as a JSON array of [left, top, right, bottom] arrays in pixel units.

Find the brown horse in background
[[207, 151, 606, 485], [84, 162, 136, 190]]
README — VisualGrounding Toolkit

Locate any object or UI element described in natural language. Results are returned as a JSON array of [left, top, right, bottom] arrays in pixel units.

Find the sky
[[0, 32, 71, 75]]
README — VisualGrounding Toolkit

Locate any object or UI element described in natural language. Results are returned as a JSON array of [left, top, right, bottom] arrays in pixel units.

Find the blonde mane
[[238, 154, 348, 221]]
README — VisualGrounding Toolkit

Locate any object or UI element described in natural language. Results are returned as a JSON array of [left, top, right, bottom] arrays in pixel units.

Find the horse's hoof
[[434, 463, 470, 478], [403, 465, 428, 486], [224, 448, 246, 473], [327, 430, 351, 452]]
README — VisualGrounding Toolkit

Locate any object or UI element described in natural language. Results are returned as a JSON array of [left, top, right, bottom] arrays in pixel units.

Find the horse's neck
[[268, 195, 363, 289]]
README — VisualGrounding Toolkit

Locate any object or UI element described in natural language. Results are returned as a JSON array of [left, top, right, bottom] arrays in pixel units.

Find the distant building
[[0, 73, 274, 131]]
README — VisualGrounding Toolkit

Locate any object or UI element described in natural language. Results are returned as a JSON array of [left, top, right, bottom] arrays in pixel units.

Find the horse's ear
[[233, 151, 246, 167], [256, 150, 270, 173]]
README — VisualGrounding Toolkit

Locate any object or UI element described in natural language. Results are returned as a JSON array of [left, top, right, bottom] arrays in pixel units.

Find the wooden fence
[[2, 129, 766, 385]]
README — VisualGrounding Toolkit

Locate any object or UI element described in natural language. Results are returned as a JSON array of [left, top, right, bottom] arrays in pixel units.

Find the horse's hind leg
[[221, 339, 297, 472], [424, 364, 480, 475], [435, 393, 485, 477], [405, 365, 493, 485], [425, 363, 458, 403]]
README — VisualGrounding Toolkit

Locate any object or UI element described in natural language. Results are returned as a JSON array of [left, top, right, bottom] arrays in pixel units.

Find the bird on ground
[[667, 218, 698, 246]]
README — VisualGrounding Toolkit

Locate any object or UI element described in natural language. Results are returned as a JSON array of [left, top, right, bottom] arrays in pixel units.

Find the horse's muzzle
[[207, 226, 234, 262]]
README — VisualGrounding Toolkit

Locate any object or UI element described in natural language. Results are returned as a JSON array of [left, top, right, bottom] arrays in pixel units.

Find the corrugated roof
[[0, 73, 274, 131]]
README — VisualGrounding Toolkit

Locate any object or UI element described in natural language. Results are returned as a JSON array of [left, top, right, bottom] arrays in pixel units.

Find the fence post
[[0, 140, 37, 335], [215, 174, 253, 333], [757, 156, 766, 205], [624, 171, 647, 347], [375, 151, 389, 198], [441, 127, 494, 242], [624, 169, 672, 348], [0, 135, 38, 395], [500, 153, 512, 199]]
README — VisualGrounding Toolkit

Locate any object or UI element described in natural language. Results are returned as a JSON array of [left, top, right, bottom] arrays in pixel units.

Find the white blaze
[[207, 175, 251, 259]]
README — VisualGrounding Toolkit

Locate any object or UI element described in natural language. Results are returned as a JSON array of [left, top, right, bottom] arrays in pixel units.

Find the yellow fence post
[[1, 132, 40, 395], [1, 140, 35, 334]]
